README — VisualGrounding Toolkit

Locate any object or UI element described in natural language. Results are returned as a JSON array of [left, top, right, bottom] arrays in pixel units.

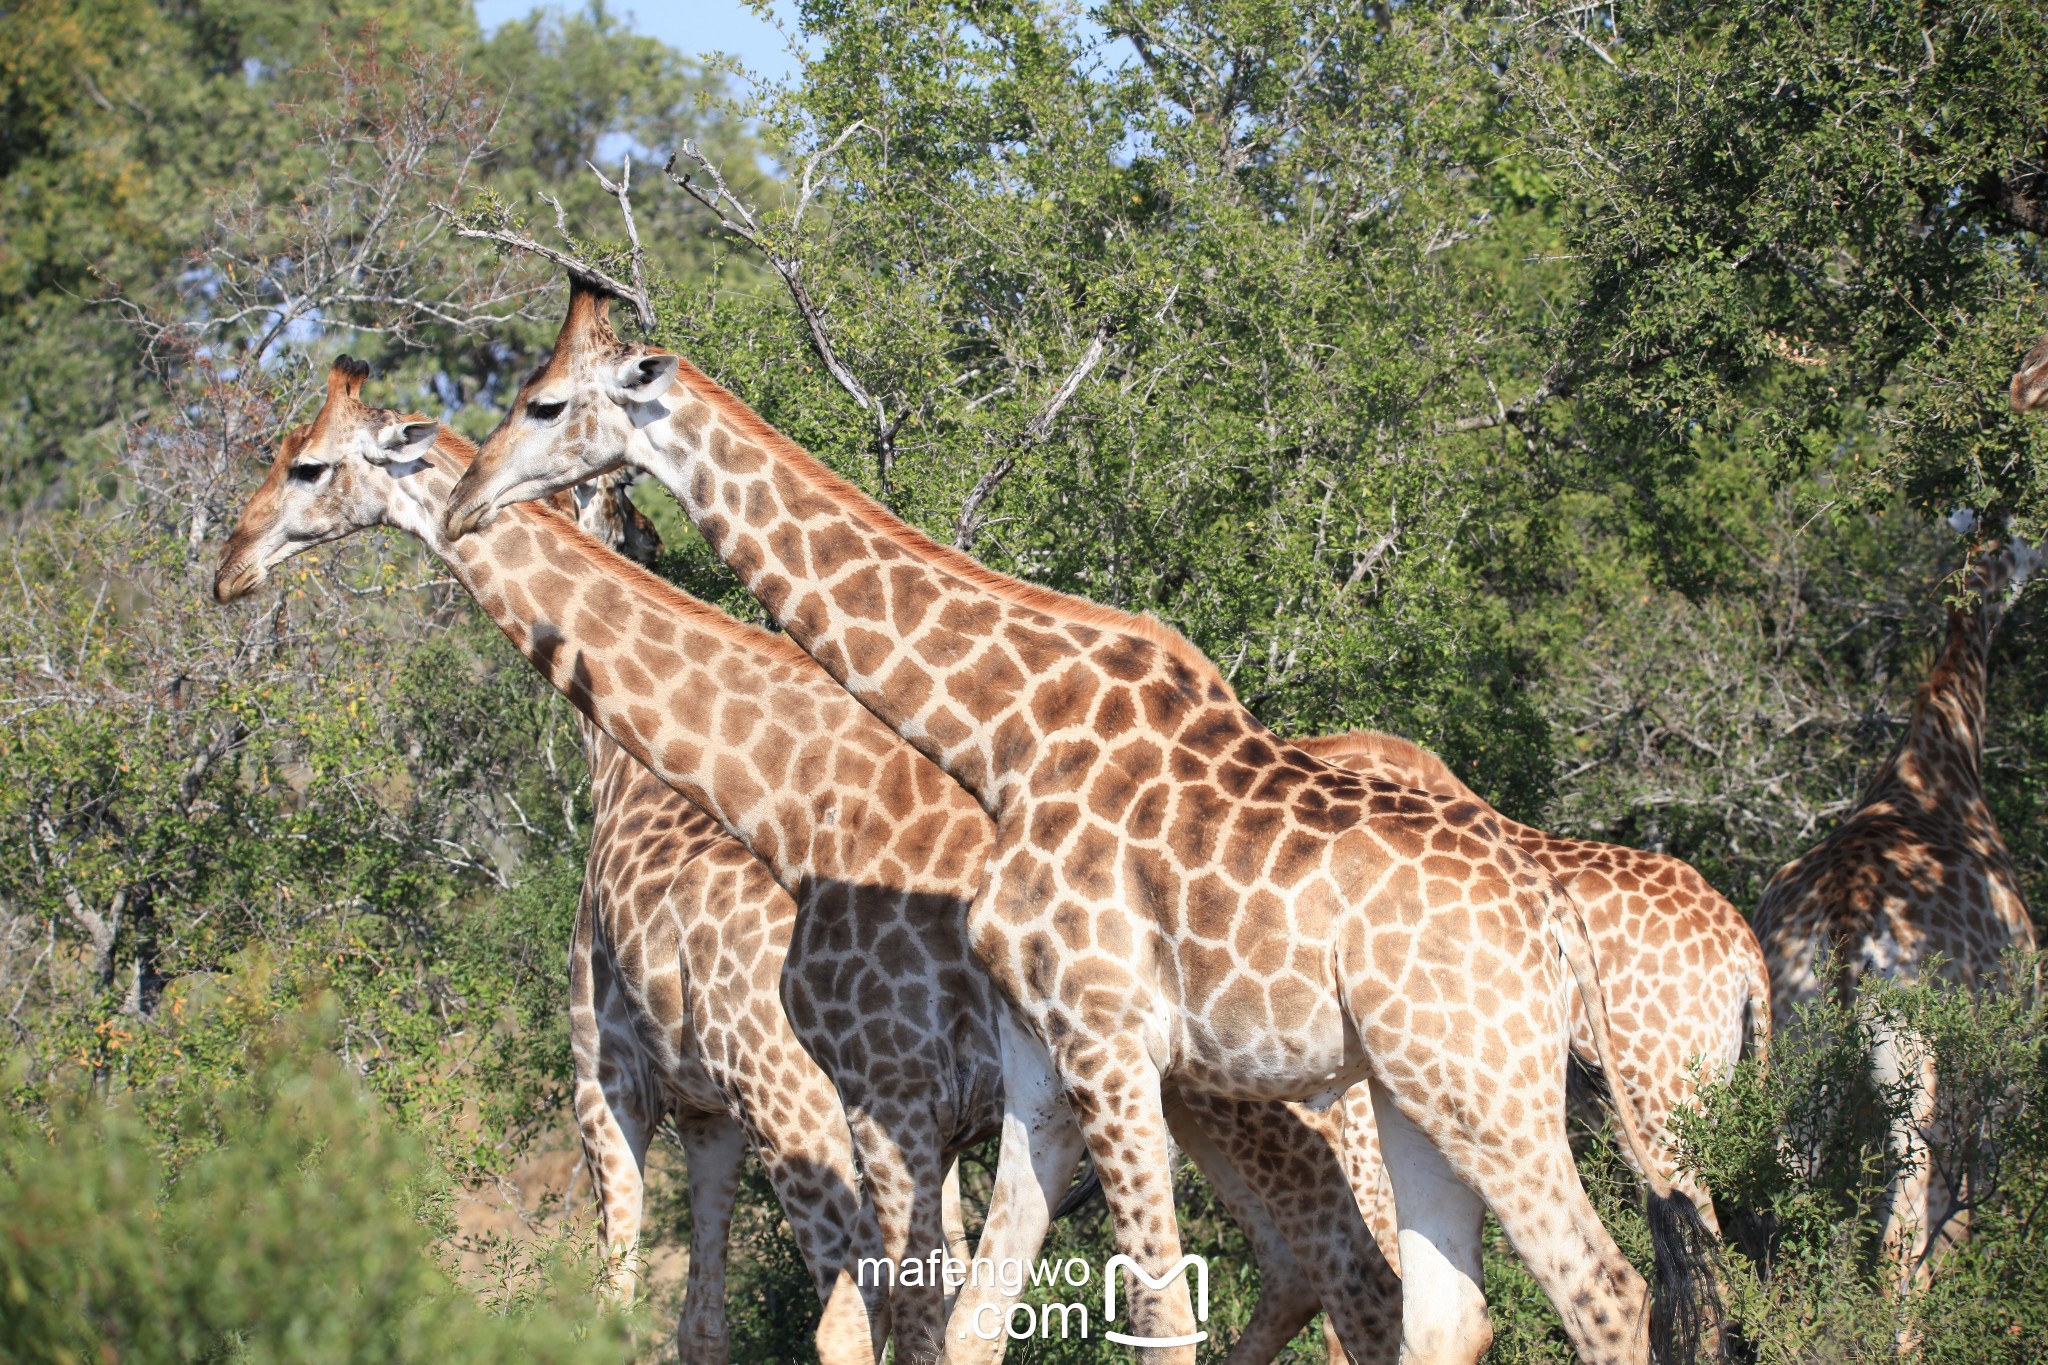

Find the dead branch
[[585, 156, 655, 332], [953, 328, 1110, 552], [440, 206, 647, 326], [665, 127, 908, 491]]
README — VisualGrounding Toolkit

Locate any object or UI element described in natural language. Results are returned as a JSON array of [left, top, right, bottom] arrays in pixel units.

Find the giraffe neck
[[639, 366, 1236, 812], [387, 439, 964, 894], [1871, 596, 1995, 805]]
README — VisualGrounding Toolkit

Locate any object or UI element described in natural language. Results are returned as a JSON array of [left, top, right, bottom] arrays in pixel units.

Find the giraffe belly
[[1168, 990, 1360, 1103]]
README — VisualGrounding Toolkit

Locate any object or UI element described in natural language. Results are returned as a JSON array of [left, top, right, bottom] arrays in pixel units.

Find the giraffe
[[2012, 332, 2048, 411], [213, 368, 887, 1364], [213, 358, 1404, 1364], [1750, 529, 2039, 1287], [444, 278, 1719, 1365]]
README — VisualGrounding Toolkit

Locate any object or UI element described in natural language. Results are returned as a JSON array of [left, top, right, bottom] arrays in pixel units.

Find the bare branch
[[586, 156, 655, 332], [438, 204, 648, 325], [954, 328, 1110, 552], [665, 131, 904, 492], [664, 138, 878, 415]]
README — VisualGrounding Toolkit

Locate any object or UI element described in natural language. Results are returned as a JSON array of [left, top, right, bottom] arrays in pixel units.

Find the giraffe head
[[1960, 522, 2040, 609], [213, 357, 438, 603], [574, 470, 665, 568], [215, 356, 634, 604], [445, 278, 677, 538], [2012, 332, 2048, 412]]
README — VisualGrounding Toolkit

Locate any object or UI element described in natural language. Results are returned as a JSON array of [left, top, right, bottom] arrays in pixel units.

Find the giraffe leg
[[1368, 1081, 1489, 1365], [1070, 1050, 1202, 1365], [942, 1158, 971, 1321], [673, 1111, 747, 1365], [572, 1057, 657, 1306], [1162, 1098, 1328, 1365], [843, 1105, 950, 1365], [1335, 1086, 1400, 1273], [1872, 1021, 1941, 1290], [1373, 1066, 1653, 1365], [943, 1009, 1089, 1364], [1173, 1091, 1401, 1365], [569, 898, 658, 1307], [746, 1109, 891, 1365]]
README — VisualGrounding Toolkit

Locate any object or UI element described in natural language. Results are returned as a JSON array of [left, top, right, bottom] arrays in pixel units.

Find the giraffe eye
[[287, 462, 329, 484], [526, 399, 567, 422]]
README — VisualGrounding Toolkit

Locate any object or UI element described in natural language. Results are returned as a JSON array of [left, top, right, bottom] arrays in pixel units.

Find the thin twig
[[585, 157, 654, 332], [665, 130, 904, 491], [954, 328, 1110, 551]]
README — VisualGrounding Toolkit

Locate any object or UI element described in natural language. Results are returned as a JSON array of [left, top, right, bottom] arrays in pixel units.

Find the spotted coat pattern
[[446, 283, 1694, 1365], [1299, 730, 1771, 1228], [220, 358, 1388, 1365]]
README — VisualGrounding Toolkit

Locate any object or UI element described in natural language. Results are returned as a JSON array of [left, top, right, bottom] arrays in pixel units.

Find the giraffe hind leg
[[673, 1111, 748, 1365], [1348, 953, 1653, 1365], [1163, 1098, 1324, 1365], [1174, 1090, 1401, 1365], [1066, 1046, 1202, 1365]]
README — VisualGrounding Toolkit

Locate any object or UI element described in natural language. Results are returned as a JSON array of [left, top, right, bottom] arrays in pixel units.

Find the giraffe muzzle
[[442, 495, 496, 541], [213, 557, 265, 605]]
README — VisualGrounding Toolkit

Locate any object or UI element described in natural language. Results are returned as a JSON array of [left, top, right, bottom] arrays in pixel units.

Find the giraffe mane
[[424, 423, 832, 676], [667, 355, 1239, 703], [1291, 729, 1475, 801]]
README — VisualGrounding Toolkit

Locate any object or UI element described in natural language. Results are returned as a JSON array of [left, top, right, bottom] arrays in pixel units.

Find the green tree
[[1500, 0, 2048, 544]]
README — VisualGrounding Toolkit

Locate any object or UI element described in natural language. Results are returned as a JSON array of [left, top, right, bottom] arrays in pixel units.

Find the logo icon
[[1101, 1254, 1208, 1348]]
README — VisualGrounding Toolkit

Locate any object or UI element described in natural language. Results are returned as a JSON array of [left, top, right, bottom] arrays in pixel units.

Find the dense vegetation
[[1, 0, 2042, 1359]]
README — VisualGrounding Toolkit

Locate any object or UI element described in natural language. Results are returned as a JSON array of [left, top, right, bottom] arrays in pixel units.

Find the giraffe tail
[[1549, 900, 1725, 1365], [1743, 945, 1774, 1078]]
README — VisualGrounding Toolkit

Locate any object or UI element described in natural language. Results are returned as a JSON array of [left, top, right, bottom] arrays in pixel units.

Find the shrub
[[0, 1007, 635, 1364], [1672, 958, 2048, 1363]]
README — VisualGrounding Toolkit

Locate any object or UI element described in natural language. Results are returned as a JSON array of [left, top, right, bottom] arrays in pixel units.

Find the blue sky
[[472, 1, 807, 88]]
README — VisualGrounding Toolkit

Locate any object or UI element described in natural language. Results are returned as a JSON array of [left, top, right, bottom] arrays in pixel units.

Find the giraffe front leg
[[1871, 1020, 1942, 1290], [572, 1064, 657, 1307], [844, 1105, 951, 1365], [1071, 1047, 1202, 1365], [941, 1009, 1088, 1364], [747, 1108, 890, 1365], [569, 906, 657, 1308], [673, 1111, 748, 1365]]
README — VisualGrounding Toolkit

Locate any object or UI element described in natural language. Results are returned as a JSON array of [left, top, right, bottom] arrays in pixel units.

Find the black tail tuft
[[1051, 1161, 1103, 1221], [1646, 1189, 1726, 1365]]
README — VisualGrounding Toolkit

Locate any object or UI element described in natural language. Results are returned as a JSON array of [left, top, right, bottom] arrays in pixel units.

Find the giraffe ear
[[367, 420, 437, 465], [611, 351, 677, 404]]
